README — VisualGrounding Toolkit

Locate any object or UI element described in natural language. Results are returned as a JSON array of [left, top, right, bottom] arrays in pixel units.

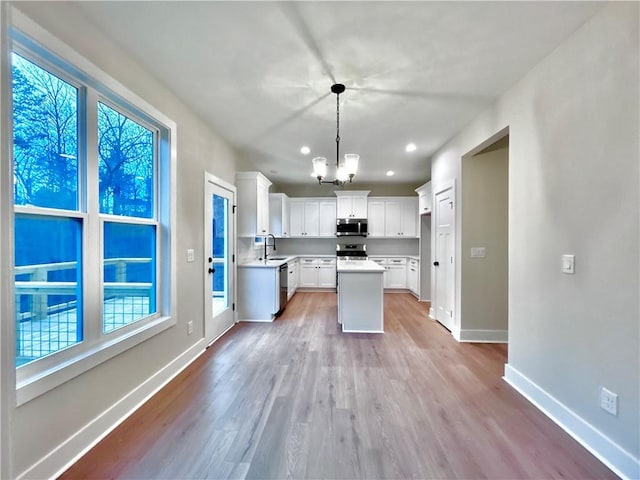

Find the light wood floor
[[61, 292, 616, 479]]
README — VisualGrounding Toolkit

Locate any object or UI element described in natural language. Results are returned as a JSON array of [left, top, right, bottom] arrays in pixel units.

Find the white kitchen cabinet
[[369, 257, 410, 289], [236, 172, 271, 236], [289, 198, 336, 237], [385, 200, 403, 237], [415, 181, 432, 215], [407, 258, 419, 295], [298, 257, 336, 288], [401, 198, 418, 237], [237, 266, 279, 321], [386, 257, 407, 288], [335, 190, 370, 218], [367, 201, 386, 237], [317, 258, 337, 288], [298, 258, 319, 287], [287, 259, 298, 300], [368, 197, 418, 238], [269, 193, 289, 238], [289, 200, 305, 237], [319, 200, 337, 236]]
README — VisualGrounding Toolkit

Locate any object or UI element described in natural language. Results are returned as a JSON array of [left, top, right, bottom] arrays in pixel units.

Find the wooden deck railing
[[15, 258, 152, 321]]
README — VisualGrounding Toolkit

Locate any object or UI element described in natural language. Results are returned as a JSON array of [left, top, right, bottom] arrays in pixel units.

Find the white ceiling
[[75, 1, 602, 185]]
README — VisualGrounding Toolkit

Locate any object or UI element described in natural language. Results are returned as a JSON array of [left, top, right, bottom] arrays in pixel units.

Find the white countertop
[[240, 254, 417, 268], [239, 256, 295, 268], [337, 259, 385, 273]]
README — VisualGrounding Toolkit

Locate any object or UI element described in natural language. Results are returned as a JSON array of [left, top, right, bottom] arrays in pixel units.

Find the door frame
[[203, 172, 237, 345], [431, 179, 457, 333]]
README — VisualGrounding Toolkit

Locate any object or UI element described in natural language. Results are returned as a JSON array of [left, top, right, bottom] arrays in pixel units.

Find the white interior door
[[434, 185, 455, 331], [204, 174, 236, 344]]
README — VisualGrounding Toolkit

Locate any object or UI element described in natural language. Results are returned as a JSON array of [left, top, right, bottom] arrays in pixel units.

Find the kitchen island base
[[338, 270, 384, 333]]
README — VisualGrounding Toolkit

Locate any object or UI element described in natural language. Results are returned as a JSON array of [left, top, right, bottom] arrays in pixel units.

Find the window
[[10, 26, 175, 402]]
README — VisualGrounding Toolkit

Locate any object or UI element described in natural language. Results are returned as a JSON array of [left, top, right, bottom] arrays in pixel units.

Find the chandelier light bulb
[[312, 156, 327, 179]]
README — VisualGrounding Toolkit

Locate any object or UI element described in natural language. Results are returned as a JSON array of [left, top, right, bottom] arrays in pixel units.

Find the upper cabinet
[[236, 172, 271, 236], [269, 193, 290, 238], [415, 181, 432, 215], [367, 197, 418, 238], [290, 198, 337, 237], [335, 190, 370, 218]]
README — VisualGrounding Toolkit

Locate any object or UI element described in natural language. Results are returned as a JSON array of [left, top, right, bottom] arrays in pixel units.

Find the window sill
[[16, 315, 176, 406]]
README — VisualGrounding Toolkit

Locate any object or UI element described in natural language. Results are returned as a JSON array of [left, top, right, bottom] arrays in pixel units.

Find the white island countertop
[[337, 259, 385, 273]]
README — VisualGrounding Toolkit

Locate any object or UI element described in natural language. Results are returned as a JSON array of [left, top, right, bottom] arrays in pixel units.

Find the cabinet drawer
[[370, 258, 386, 265], [300, 258, 318, 265], [319, 258, 336, 265], [387, 258, 407, 265]]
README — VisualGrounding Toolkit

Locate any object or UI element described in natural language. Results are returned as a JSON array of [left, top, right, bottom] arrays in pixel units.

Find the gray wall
[[431, 2, 638, 468], [8, 3, 240, 477], [461, 141, 508, 333]]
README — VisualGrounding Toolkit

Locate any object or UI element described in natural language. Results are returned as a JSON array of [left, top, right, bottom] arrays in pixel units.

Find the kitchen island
[[337, 259, 385, 333]]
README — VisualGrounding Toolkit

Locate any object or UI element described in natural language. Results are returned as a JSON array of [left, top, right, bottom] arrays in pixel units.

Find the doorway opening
[[459, 130, 509, 342]]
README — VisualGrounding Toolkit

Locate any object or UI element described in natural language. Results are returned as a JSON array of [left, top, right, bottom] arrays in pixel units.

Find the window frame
[[9, 9, 177, 406]]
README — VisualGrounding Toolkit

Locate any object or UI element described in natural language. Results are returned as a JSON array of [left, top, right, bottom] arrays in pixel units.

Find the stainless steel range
[[336, 243, 368, 261]]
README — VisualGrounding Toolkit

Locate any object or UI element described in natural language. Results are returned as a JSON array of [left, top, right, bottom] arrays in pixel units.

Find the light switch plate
[[470, 247, 486, 258], [562, 254, 575, 274], [186, 249, 195, 262]]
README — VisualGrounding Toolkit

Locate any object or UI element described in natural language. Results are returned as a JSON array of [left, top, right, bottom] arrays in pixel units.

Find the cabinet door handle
[[434, 261, 440, 266]]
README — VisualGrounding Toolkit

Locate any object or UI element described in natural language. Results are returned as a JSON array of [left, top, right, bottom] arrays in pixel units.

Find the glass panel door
[[204, 174, 235, 343], [211, 193, 229, 316]]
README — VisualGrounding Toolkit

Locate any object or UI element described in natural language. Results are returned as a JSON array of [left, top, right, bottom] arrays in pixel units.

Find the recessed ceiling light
[[386, 170, 395, 176], [405, 143, 417, 153], [300, 146, 311, 155]]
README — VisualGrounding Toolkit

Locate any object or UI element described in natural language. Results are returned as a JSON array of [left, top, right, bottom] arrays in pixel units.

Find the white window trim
[[9, 7, 177, 406]]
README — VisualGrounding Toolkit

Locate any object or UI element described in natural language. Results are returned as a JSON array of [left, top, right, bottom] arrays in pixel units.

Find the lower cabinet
[[369, 257, 408, 290], [386, 258, 407, 289], [287, 259, 299, 299], [407, 258, 419, 296], [318, 258, 337, 288], [237, 266, 279, 321], [298, 257, 336, 288]]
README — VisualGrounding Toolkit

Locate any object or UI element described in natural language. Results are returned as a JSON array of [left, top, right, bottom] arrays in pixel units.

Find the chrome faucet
[[264, 234, 276, 260]]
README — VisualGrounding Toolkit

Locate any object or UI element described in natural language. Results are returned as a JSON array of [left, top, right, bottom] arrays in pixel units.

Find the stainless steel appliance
[[336, 243, 368, 260], [277, 263, 288, 316], [336, 218, 368, 237]]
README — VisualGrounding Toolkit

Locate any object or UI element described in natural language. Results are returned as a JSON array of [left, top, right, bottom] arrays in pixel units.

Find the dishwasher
[[277, 263, 288, 316]]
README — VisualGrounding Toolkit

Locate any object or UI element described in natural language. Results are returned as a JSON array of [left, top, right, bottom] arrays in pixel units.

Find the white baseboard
[[457, 329, 508, 343], [295, 288, 336, 293], [504, 364, 639, 480], [19, 339, 208, 480], [428, 307, 435, 319]]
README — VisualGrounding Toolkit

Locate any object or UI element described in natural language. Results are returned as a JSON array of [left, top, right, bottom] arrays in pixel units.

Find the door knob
[[433, 261, 439, 266], [208, 267, 215, 274]]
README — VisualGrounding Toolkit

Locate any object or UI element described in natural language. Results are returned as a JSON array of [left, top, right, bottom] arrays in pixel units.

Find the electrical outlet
[[187, 321, 193, 335], [600, 387, 618, 416]]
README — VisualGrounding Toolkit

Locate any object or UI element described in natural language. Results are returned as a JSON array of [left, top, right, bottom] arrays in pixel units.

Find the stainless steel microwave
[[336, 218, 368, 237]]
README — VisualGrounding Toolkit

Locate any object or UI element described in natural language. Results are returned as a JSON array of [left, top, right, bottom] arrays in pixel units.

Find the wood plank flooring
[[60, 292, 616, 479]]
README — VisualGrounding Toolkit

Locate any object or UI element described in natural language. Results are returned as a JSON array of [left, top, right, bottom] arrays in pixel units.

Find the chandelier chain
[[335, 91, 340, 169]]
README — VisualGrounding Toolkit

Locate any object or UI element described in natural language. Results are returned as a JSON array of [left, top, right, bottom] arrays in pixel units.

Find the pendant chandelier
[[312, 83, 359, 186]]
